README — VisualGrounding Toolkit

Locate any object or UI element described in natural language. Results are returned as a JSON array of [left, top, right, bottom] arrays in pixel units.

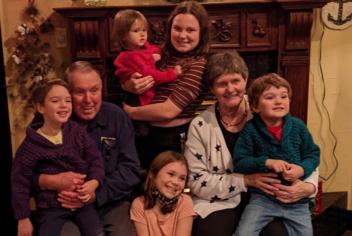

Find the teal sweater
[[233, 114, 320, 180]]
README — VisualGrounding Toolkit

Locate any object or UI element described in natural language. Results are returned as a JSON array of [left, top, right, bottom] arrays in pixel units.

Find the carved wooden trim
[[148, 19, 167, 46], [54, 1, 327, 122], [209, 13, 241, 49], [74, 20, 101, 58], [211, 19, 233, 42], [285, 11, 313, 50]]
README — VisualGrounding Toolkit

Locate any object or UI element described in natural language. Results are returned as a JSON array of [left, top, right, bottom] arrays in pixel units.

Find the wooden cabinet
[[54, 1, 326, 122]]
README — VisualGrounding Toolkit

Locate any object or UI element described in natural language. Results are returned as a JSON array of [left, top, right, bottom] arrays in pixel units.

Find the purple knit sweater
[[11, 120, 104, 220]]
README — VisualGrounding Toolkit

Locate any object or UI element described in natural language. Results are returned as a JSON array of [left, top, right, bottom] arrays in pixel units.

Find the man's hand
[[121, 72, 154, 94], [39, 172, 86, 191], [58, 190, 85, 209]]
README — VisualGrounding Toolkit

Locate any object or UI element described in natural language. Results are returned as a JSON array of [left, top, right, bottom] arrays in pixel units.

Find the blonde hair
[[112, 9, 148, 51]]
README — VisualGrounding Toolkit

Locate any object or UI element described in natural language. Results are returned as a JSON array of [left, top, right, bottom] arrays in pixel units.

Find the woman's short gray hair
[[204, 51, 248, 89]]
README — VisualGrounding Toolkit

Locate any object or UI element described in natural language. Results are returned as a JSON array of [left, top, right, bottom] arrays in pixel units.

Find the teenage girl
[[122, 1, 210, 169]]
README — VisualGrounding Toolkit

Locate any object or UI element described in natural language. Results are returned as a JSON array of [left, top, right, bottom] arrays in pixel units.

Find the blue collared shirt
[[73, 102, 142, 207]]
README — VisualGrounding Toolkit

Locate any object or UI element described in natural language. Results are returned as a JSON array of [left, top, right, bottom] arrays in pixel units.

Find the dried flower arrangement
[[6, 0, 56, 128]]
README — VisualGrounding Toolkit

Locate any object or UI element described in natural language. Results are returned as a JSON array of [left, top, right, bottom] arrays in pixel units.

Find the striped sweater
[[153, 54, 207, 118]]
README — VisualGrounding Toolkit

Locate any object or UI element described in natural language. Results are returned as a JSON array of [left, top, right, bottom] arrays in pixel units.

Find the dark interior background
[[0, 25, 16, 234]]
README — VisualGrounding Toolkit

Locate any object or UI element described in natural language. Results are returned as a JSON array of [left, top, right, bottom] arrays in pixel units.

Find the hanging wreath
[[6, 0, 55, 128]]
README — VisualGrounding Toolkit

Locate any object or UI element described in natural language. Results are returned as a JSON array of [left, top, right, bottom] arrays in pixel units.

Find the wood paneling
[[54, 1, 326, 121]]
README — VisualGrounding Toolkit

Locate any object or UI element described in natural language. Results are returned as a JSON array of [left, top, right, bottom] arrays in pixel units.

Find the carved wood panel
[[209, 11, 241, 49], [285, 11, 313, 50], [54, 1, 327, 121], [245, 9, 276, 49], [73, 20, 101, 59]]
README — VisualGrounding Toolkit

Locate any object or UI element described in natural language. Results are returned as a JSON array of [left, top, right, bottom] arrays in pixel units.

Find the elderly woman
[[184, 51, 318, 236]]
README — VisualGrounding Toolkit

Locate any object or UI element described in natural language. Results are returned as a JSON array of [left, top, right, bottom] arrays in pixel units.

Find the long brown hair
[[143, 151, 189, 209], [160, 1, 209, 67]]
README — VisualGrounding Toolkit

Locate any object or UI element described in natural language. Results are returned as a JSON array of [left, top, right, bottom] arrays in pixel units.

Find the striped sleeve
[[169, 57, 206, 109]]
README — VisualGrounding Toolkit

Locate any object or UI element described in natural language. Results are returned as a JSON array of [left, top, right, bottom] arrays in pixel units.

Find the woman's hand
[[244, 173, 280, 195], [121, 72, 154, 94], [273, 180, 315, 203]]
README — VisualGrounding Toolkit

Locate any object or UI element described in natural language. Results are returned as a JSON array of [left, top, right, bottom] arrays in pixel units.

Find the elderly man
[[36, 61, 142, 235]]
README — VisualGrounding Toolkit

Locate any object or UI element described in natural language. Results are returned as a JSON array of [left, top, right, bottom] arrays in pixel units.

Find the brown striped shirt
[[152, 55, 207, 118]]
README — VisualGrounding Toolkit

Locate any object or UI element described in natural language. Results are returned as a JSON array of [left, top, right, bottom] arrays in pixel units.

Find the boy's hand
[[282, 163, 304, 181], [174, 65, 182, 76], [265, 159, 289, 173], [152, 53, 161, 62], [18, 218, 33, 236], [76, 179, 99, 203]]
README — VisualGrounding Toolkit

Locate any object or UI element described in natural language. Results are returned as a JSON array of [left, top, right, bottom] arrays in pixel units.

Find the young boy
[[233, 73, 320, 236]]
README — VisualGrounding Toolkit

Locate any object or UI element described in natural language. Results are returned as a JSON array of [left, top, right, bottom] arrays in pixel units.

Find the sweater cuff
[[238, 174, 247, 192], [14, 209, 31, 220]]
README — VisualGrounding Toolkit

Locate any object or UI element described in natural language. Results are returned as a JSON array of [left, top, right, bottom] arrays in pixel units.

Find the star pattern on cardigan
[[215, 144, 221, 151], [225, 168, 232, 174], [195, 153, 202, 160], [193, 173, 203, 181], [201, 181, 207, 187], [198, 121, 203, 127], [210, 195, 221, 203], [212, 166, 219, 172], [229, 185, 236, 192]]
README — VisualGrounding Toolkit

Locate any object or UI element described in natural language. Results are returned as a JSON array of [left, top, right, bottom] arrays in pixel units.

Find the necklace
[[218, 100, 248, 127], [220, 111, 247, 127]]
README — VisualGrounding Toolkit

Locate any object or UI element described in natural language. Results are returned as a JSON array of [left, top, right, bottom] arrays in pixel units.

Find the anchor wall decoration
[[321, 0, 352, 30]]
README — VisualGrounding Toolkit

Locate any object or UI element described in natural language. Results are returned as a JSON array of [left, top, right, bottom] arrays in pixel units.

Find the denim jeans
[[234, 193, 312, 236]]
